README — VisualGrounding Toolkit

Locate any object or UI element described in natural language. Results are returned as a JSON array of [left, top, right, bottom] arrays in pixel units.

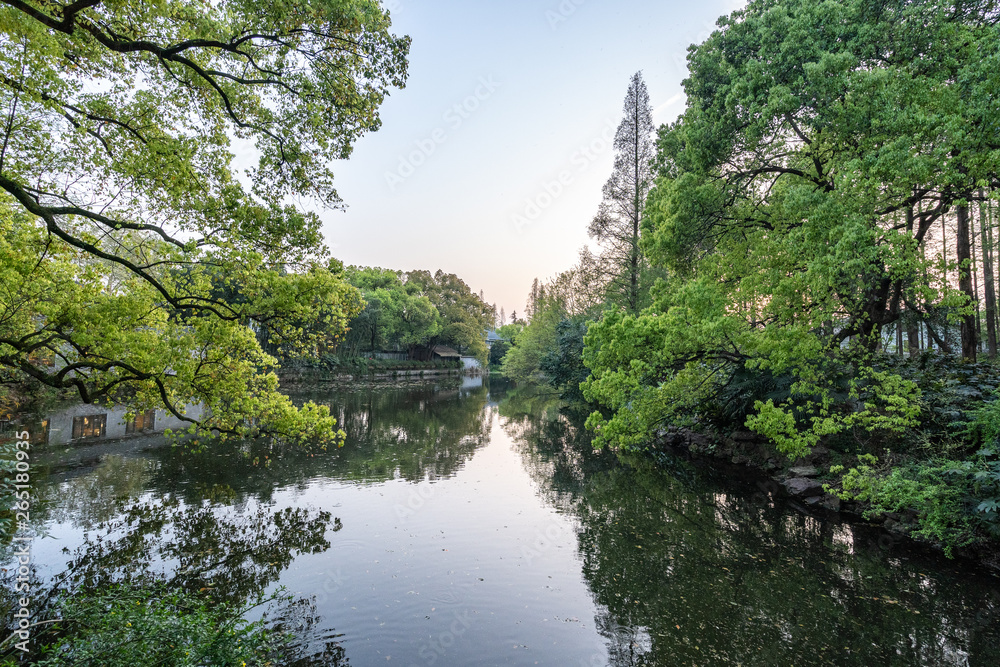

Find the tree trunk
[[926, 321, 951, 354], [972, 198, 983, 351], [981, 192, 997, 359], [629, 94, 641, 315], [957, 201, 977, 361], [906, 206, 921, 357]]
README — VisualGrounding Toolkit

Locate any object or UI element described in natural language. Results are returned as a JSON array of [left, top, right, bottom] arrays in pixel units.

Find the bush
[[832, 449, 1000, 555], [24, 584, 285, 666]]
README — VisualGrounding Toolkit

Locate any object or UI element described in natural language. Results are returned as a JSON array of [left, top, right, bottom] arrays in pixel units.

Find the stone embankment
[[276, 368, 464, 388], [651, 425, 996, 570]]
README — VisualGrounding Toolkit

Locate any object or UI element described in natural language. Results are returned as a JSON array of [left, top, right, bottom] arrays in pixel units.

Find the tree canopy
[[583, 0, 1000, 455], [0, 0, 409, 443], [403, 269, 494, 361], [585, 71, 657, 314]]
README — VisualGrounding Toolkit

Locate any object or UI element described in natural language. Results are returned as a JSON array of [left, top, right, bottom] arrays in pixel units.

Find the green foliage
[[403, 270, 493, 362], [540, 317, 591, 400], [500, 300, 562, 384], [340, 267, 443, 356], [291, 355, 462, 373], [488, 340, 511, 369], [833, 451, 1000, 555], [496, 322, 526, 346], [0, 0, 409, 445], [583, 0, 999, 453], [32, 584, 281, 667], [340, 267, 493, 361]]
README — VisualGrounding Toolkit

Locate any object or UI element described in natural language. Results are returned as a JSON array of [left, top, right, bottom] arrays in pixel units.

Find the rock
[[688, 432, 711, 448], [810, 445, 831, 457], [818, 494, 841, 512], [783, 477, 825, 498], [788, 465, 820, 478], [731, 430, 758, 442]]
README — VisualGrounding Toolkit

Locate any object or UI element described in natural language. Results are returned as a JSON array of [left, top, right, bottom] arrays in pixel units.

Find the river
[[6, 378, 1000, 665]]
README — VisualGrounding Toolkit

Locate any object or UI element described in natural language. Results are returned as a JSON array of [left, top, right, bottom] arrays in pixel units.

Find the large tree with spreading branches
[[584, 0, 1000, 455], [0, 0, 409, 444]]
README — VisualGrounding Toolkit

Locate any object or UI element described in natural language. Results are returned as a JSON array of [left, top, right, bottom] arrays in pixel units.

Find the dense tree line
[[330, 267, 493, 363], [585, 0, 1000, 454], [497, 0, 1000, 553]]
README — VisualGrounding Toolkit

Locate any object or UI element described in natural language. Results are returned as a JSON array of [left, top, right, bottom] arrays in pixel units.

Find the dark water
[[6, 379, 1000, 666]]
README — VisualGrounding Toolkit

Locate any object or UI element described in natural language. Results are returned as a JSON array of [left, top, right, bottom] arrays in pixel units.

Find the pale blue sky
[[322, 0, 746, 315]]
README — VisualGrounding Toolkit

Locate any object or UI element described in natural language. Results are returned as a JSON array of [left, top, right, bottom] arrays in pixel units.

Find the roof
[[431, 345, 462, 358], [486, 329, 503, 342]]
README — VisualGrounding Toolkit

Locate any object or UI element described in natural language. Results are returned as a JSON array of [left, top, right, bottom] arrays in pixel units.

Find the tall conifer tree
[[587, 72, 656, 314]]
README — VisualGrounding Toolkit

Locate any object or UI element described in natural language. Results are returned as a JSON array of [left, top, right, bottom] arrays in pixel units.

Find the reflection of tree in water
[[4, 384, 495, 665], [143, 384, 494, 505], [31, 455, 157, 530], [325, 383, 493, 482], [59, 497, 335, 604], [498, 385, 617, 514], [498, 391, 1000, 666], [1, 494, 349, 665]]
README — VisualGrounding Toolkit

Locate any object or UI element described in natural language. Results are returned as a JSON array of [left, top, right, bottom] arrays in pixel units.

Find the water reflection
[[502, 388, 1000, 666], [5, 380, 1000, 666]]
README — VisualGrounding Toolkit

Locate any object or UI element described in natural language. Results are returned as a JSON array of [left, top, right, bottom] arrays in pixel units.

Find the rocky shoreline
[[651, 425, 1000, 573]]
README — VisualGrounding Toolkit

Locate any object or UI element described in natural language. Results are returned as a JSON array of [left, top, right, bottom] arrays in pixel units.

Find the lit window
[[72, 414, 107, 439], [125, 410, 155, 434]]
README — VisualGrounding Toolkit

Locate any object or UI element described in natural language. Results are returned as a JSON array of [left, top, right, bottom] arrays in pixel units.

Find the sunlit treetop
[[0, 0, 409, 444], [0, 0, 409, 264]]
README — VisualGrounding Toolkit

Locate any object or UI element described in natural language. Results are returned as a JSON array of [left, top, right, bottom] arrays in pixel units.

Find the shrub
[[833, 450, 1000, 555], [27, 584, 284, 667]]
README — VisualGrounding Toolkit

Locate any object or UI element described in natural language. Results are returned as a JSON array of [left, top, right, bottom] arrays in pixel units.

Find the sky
[[319, 0, 747, 316]]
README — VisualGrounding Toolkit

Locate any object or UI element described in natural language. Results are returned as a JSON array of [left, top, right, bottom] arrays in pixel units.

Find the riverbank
[[275, 367, 475, 390], [650, 422, 1000, 572]]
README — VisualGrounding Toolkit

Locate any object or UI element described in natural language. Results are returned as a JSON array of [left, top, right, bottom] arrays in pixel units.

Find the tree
[[488, 339, 511, 369], [404, 270, 492, 361], [584, 0, 1000, 455], [0, 1, 409, 443], [587, 72, 657, 314], [340, 267, 441, 356], [500, 298, 562, 384]]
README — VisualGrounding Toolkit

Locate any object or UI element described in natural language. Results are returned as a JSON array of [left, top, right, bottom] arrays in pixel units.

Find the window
[[72, 414, 107, 440], [125, 410, 155, 435], [32, 420, 49, 445]]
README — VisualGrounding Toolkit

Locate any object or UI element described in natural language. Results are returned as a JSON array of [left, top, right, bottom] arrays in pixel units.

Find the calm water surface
[[9, 379, 1000, 666]]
